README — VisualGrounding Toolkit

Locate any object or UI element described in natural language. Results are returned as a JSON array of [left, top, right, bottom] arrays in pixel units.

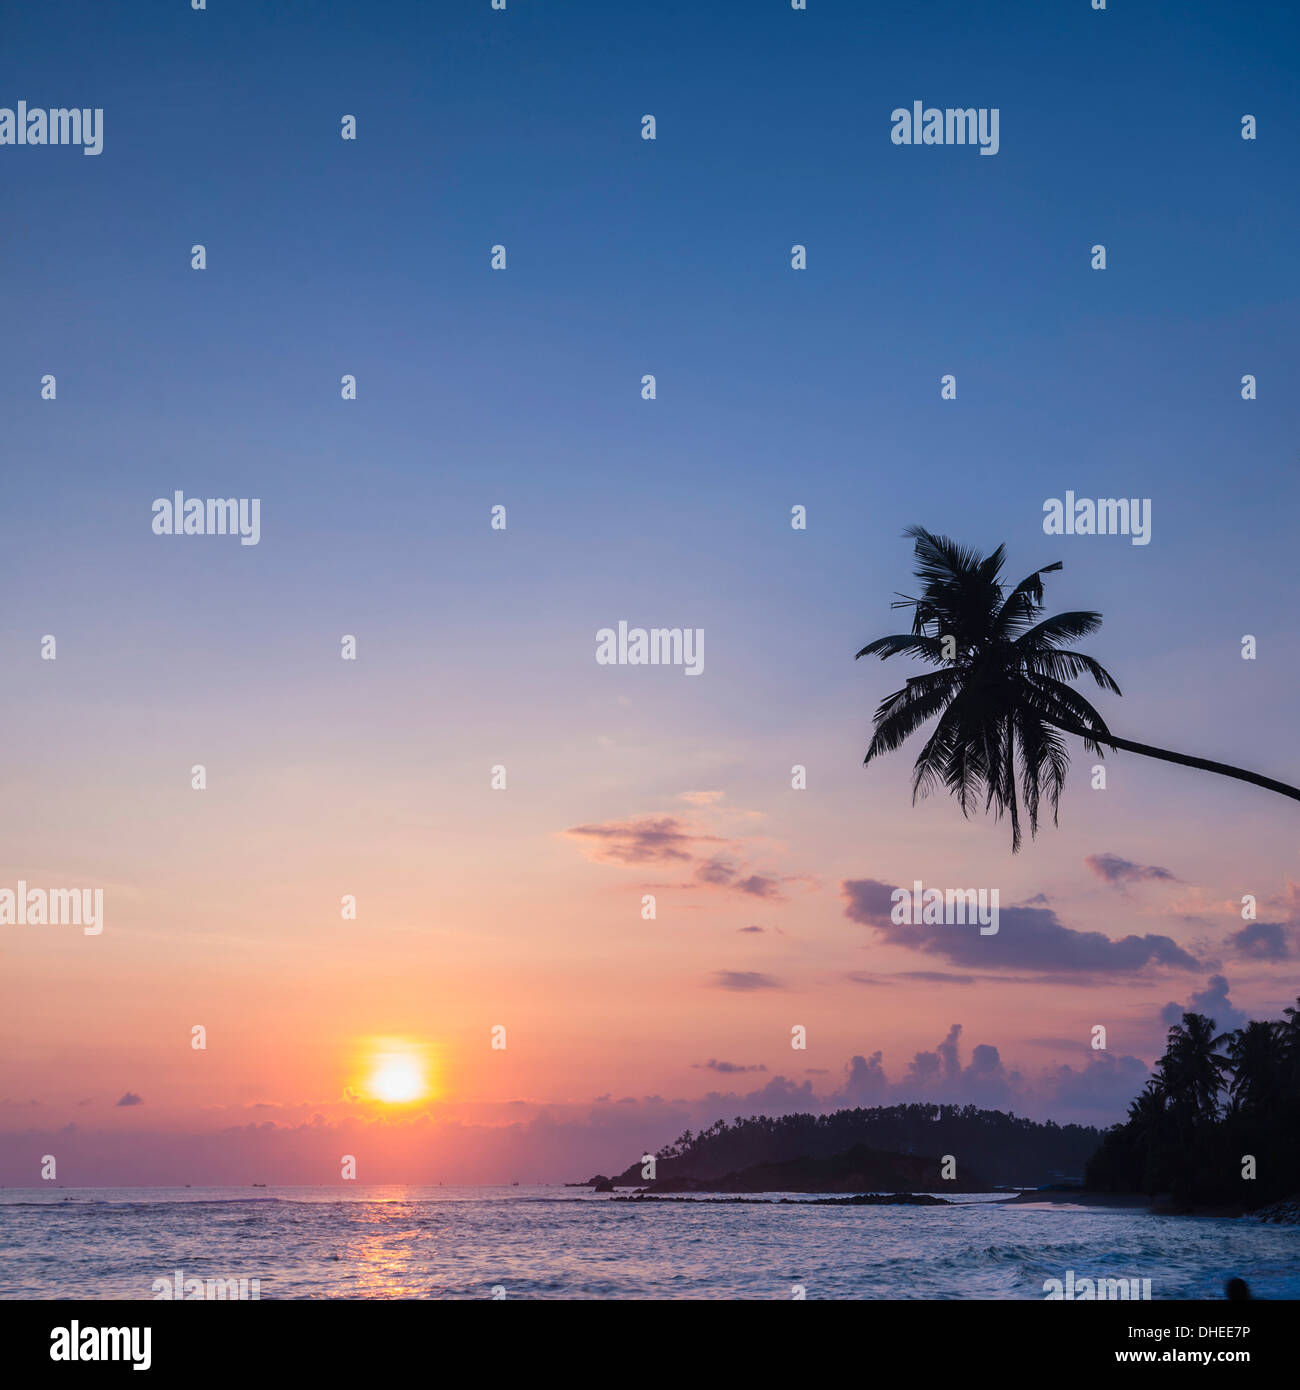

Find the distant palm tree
[[1158, 1013, 1231, 1134], [1278, 997, 1300, 1087], [857, 527, 1300, 850], [1227, 1020, 1287, 1118], [1125, 1080, 1168, 1145]]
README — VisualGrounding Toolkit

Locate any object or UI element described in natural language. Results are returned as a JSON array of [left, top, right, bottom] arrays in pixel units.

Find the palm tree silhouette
[[857, 527, 1300, 850], [1227, 1020, 1286, 1118], [1157, 1013, 1231, 1138], [1278, 997, 1300, 1087]]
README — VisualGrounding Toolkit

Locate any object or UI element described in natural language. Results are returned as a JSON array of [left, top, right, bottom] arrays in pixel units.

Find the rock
[[1248, 1197, 1300, 1225]]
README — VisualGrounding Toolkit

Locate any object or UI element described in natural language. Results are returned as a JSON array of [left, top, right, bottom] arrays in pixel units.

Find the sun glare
[[364, 1045, 430, 1104]]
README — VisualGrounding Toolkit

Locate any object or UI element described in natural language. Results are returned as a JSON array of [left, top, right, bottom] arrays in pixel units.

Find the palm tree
[[857, 527, 1300, 850], [1125, 1080, 1170, 1151], [1277, 997, 1300, 1088], [1157, 1013, 1231, 1134], [1226, 1020, 1286, 1118]]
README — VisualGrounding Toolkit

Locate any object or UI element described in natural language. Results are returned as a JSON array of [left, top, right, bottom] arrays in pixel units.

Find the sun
[[361, 1043, 431, 1104]]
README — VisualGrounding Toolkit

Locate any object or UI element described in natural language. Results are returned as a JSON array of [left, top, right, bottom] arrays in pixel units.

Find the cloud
[[842, 878, 1202, 974], [826, 1025, 1148, 1121], [695, 858, 737, 886], [711, 971, 783, 992], [842, 878, 897, 923], [567, 813, 795, 903], [1160, 974, 1247, 1032], [845, 970, 977, 987], [1227, 920, 1291, 961], [693, 1059, 768, 1074], [734, 875, 782, 899], [1040, 1051, 1151, 1113], [836, 1051, 890, 1105], [722, 1075, 816, 1111], [831, 1026, 1020, 1110], [1085, 853, 1177, 885], [565, 816, 708, 864], [738, 925, 765, 934], [115, 1092, 144, 1108]]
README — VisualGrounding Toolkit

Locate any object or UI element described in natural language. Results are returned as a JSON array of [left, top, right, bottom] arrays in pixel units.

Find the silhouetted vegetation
[[1086, 1000, 1300, 1208], [859, 529, 1300, 852], [614, 1103, 1102, 1188], [641, 1142, 989, 1194]]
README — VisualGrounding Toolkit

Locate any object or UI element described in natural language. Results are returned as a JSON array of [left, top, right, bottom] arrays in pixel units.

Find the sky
[[1, 0, 1299, 1185]]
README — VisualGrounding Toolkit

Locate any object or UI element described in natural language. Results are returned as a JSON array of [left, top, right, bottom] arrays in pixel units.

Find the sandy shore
[[999, 1190, 1259, 1217], [998, 1190, 1152, 1208]]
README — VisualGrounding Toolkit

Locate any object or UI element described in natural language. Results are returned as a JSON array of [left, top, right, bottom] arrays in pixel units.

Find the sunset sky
[[2, 0, 1298, 1184]]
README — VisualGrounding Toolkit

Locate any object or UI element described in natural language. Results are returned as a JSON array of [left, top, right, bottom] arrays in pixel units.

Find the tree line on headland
[[599, 1004, 1300, 1208], [610, 1103, 1102, 1189]]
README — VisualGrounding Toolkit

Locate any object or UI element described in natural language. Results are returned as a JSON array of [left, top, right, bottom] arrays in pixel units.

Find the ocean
[[1, 1187, 1296, 1300]]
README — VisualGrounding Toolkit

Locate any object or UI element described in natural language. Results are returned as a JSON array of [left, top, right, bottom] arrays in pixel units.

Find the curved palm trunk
[[1050, 721, 1300, 804]]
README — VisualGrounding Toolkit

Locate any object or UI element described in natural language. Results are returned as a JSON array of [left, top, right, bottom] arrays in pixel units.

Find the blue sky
[[4, 0, 1298, 681]]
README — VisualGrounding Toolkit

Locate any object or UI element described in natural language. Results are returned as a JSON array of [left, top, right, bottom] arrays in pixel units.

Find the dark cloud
[[1085, 853, 1177, 885], [1227, 920, 1291, 961], [738, 925, 765, 934], [695, 858, 736, 885], [711, 971, 783, 992], [566, 816, 790, 901], [1161, 974, 1247, 1032], [694, 1059, 768, 1074], [847, 970, 977, 987], [115, 1092, 144, 1108], [842, 878, 1201, 974], [841, 878, 897, 923], [565, 816, 708, 864], [735, 875, 782, 899]]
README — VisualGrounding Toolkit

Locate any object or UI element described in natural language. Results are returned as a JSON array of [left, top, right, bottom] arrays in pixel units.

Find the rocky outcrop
[[1247, 1197, 1300, 1224]]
